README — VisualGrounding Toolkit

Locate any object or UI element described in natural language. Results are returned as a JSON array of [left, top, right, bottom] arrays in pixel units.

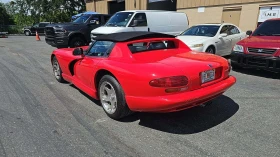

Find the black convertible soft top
[[95, 31, 176, 42]]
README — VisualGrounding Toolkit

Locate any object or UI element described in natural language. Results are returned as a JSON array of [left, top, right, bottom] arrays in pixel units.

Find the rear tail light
[[149, 76, 188, 87]]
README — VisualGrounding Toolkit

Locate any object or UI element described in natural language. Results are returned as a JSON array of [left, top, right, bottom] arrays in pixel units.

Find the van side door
[[127, 13, 149, 32]]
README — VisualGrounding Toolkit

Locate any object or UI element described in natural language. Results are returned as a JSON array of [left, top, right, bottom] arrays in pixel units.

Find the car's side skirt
[[71, 75, 98, 99]]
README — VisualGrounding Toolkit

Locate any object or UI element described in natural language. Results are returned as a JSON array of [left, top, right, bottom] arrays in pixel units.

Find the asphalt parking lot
[[0, 36, 279, 157]]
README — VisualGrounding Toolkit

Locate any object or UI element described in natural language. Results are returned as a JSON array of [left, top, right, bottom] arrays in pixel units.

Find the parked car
[[23, 22, 51, 36], [231, 18, 280, 73], [90, 10, 189, 41], [0, 26, 8, 38], [51, 31, 236, 119], [176, 23, 246, 56], [45, 14, 111, 48]]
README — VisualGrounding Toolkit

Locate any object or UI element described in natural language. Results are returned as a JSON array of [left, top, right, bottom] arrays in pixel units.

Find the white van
[[90, 10, 189, 41]]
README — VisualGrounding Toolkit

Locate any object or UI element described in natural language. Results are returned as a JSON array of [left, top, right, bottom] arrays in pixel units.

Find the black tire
[[69, 37, 85, 48], [24, 30, 31, 36], [205, 46, 215, 54], [272, 73, 280, 79], [52, 56, 66, 83], [56, 45, 67, 49], [98, 75, 132, 120], [231, 62, 242, 71]]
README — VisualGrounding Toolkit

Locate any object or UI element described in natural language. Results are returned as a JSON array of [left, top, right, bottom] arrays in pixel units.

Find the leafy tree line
[[1, 0, 86, 33]]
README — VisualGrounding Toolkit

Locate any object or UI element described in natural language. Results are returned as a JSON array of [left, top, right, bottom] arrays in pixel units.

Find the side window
[[129, 13, 147, 27], [33, 23, 39, 28], [39, 23, 48, 27], [86, 41, 114, 57], [89, 16, 101, 25], [220, 25, 229, 34], [128, 40, 176, 53], [228, 26, 240, 35]]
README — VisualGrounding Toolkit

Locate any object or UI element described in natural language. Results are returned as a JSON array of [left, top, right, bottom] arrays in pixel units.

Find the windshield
[[105, 12, 134, 27], [180, 25, 220, 37], [253, 20, 280, 36], [73, 14, 91, 24]]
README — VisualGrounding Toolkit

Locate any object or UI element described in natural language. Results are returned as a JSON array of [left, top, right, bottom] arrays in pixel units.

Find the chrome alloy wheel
[[100, 81, 117, 114], [52, 59, 61, 80]]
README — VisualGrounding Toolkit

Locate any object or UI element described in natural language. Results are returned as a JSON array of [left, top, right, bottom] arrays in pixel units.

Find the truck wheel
[[69, 37, 85, 48], [231, 62, 242, 71], [24, 31, 31, 36]]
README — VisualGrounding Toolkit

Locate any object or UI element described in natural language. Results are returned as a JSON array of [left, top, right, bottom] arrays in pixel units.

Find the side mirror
[[131, 19, 139, 27], [246, 30, 252, 36], [219, 33, 227, 38], [73, 47, 84, 57]]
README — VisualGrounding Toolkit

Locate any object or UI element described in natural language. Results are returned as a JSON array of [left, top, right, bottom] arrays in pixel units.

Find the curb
[[7, 34, 25, 36]]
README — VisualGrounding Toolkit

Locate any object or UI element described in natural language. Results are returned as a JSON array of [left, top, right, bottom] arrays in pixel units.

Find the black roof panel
[[95, 31, 176, 42]]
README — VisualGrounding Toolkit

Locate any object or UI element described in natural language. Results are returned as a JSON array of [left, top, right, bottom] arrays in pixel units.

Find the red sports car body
[[51, 32, 236, 119]]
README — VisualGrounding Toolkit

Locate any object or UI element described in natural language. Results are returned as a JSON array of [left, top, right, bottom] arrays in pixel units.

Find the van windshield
[[105, 12, 134, 27], [253, 20, 280, 36]]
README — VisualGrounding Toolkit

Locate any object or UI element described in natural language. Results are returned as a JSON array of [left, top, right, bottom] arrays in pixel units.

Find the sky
[[0, 0, 11, 3]]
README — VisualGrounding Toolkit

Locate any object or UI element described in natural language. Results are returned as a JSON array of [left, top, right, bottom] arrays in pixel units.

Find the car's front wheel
[[24, 30, 31, 36], [231, 62, 242, 71], [52, 56, 65, 83], [98, 75, 132, 120], [206, 46, 215, 54], [69, 37, 86, 48]]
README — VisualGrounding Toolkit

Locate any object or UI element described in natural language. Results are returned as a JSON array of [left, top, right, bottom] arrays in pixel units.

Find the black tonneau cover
[[95, 31, 175, 42]]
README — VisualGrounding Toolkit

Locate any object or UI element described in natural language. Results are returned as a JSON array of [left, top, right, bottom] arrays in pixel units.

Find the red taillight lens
[[149, 76, 188, 87]]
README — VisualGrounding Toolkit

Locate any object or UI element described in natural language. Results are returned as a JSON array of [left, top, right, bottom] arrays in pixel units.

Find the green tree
[[4, 0, 86, 26], [0, 2, 14, 25]]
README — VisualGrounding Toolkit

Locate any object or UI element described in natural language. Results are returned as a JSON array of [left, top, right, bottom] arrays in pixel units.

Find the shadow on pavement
[[121, 95, 239, 134], [69, 84, 239, 134], [232, 67, 280, 79], [69, 84, 101, 106]]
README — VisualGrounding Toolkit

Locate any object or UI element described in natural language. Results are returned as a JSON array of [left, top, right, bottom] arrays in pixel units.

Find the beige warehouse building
[[86, 0, 280, 31]]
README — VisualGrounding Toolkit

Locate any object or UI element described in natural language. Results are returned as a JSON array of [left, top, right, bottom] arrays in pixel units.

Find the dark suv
[[23, 22, 51, 36], [45, 14, 111, 48]]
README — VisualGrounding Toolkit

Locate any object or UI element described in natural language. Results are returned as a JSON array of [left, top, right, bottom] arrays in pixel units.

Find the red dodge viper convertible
[[51, 32, 236, 119]]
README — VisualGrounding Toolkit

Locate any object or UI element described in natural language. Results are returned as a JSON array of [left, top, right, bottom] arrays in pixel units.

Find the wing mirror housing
[[219, 33, 228, 38], [246, 30, 252, 36], [73, 47, 84, 57]]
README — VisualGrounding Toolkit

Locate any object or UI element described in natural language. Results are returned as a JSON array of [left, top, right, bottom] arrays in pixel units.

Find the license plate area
[[201, 69, 215, 84]]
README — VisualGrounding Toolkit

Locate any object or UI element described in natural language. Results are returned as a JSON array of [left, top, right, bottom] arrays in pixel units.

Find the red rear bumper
[[126, 76, 236, 112]]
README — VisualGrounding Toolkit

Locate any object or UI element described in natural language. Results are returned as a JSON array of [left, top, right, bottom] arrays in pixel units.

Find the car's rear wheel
[[206, 46, 215, 54], [98, 75, 132, 120], [69, 37, 85, 48], [52, 56, 65, 83]]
